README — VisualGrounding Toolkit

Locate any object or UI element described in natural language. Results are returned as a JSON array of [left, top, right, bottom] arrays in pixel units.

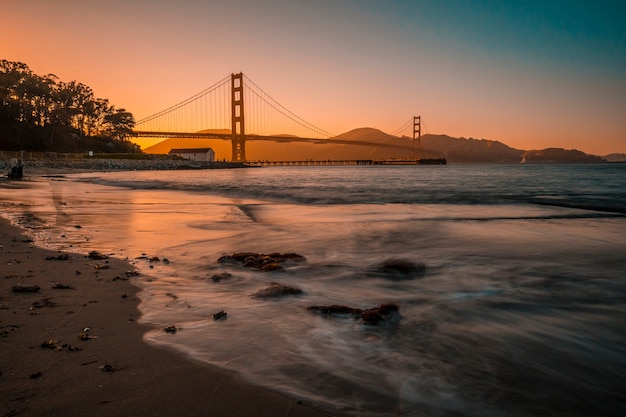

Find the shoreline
[[0, 216, 337, 416], [0, 158, 250, 174]]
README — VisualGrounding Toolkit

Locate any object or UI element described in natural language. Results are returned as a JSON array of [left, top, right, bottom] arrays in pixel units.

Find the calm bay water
[[2, 163, 625, 416]]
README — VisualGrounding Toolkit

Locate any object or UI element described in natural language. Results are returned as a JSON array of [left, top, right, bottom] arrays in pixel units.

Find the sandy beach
[[0, 215, 336, 417]]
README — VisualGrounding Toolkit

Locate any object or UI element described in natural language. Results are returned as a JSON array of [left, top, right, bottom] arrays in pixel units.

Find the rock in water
[[211, 272, 233, 282], [217, 252, 306, 271], [307, 303, 400, 324], [375, 258, 426, 279], [361, 303, 400, 324], [251, 282, 304, 299]]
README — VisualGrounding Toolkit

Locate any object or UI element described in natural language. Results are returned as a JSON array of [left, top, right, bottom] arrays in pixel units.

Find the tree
[[103, 108, 136, 141], [0, 59, 140, 152]]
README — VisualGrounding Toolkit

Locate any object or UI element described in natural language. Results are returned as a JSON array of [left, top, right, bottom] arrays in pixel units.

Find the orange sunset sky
[[2, 0, 625, 155]]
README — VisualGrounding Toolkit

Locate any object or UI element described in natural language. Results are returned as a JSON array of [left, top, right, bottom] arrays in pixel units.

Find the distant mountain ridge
[[143, 127, 608, 163]]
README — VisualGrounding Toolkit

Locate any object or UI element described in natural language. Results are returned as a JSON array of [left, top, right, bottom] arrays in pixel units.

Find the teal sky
[[2, 0, 625, 154]]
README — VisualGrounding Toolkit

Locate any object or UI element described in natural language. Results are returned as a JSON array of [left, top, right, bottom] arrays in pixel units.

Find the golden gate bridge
[[134, 73, 426, 163]]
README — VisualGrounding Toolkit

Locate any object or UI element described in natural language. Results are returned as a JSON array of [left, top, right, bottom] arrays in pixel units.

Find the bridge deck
[[247, 158, 446, 166]]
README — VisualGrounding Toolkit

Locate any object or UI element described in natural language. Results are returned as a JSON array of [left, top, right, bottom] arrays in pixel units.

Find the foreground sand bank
[[0, 217, 335, 417]]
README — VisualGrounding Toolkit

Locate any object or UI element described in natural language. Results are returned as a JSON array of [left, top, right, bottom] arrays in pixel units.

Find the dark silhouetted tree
[[0, 59, 138, 152]]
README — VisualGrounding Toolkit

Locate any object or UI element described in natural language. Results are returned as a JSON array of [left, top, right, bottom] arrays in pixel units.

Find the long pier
[[246, 158, 446, 167]]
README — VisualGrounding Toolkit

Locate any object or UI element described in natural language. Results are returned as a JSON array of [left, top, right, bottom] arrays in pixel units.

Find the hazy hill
[[418, 134, 523, 162], [521, 148, 605, 163], [603, 153, 626, 162], [142, 127, 605, 163]]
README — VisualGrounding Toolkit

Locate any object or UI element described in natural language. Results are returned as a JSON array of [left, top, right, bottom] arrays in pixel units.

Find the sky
[[2, 0, 625, 154]]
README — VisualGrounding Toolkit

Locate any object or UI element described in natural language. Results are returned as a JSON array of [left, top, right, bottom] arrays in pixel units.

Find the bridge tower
[[413, 115, 421, 158], [231, 73, 246, 162]]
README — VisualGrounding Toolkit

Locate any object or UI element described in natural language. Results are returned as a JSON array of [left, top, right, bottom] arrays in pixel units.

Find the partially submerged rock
[[306, 304, 360, 317], [217, 252, 306, 272], [374, 258, 426, 279], [251, 282, 304, 299], [307, 303, 400, 325], [211, 272, 233, 282], [88, 250, 108, 260], [360, 303, 400, 324]]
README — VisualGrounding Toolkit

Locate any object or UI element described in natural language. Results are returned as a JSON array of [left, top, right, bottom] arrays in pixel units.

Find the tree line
[[0, 59, 140, 153]]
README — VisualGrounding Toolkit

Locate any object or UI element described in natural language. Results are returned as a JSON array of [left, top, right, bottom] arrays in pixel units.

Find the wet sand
[[0, 217, 336, 417]]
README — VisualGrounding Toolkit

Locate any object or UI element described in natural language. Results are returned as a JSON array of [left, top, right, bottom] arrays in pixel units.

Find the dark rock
[[163, 325, 181, 334], [100, 364, 117, 372], [217, 252, 256, 264], [258, 262, 283, 272], [307, 303, 400, 325], [251, 282, 304, 299], [45, 254, 70, 261], [88, 251, 108, 260], [375, 258, 426, 279], [213, 310, 227, 320], [361, 303, 400, 324], [217, 252, 306, 272], [306, 305, 362, 316], [211, 272, 233, 282]]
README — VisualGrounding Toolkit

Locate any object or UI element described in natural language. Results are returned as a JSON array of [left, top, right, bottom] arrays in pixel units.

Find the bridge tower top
[[231, 73, 246, 162]]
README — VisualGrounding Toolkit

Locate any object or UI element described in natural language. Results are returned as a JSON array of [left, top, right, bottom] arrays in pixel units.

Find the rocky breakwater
[[1, 158, 248, 174]]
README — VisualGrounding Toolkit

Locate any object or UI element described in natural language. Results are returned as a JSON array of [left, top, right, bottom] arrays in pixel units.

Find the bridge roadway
[[133, 131, 414, 150], [247, 158, 446, 166]]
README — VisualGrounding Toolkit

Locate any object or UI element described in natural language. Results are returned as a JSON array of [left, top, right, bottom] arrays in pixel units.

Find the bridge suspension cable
[[389, 116, 431, 138], [243, 75, 336, 139], [134, 72, 336, 141], [135, 74, 231, 133], [390, 117, 414, 137]]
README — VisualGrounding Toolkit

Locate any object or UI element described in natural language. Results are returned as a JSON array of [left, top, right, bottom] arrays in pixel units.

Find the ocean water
[[1, 163, 625, 416]]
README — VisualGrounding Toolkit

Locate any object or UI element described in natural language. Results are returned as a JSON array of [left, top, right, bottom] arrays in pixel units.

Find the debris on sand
[[45, 254, 70, 261], [41, 339, 58, 349], [52, 283, 75, 290], [79, 328, 99, 340], [12, 284, 41, 293]]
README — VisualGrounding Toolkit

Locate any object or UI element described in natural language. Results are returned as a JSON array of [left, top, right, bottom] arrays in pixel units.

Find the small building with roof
[[168, 148, 215, 162]]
